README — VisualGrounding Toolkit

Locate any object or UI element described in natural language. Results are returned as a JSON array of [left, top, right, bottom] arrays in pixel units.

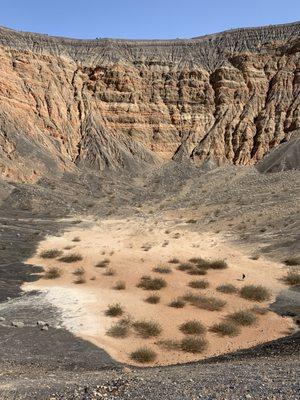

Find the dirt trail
[[23, 213, 295, 366]]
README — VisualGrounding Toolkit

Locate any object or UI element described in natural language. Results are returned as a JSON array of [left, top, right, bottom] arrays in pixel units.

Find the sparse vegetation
[[283, 269, 300, 286], [95, 259, 110, 268], [130, 347, 157, 363], [251, 305, 269, 315], [183, 292, 226, 311], [284, 257, 300, 266], [105, 303, 124, 317], [187, 267, 207, 276], [179, 320, 206, 335], [103, 268, 116, 276], [169, 258, 180, 264], [73, 267, 85, 276], [217, 284, 238, 294], [44, 267, 62, 279], [210, 321, 240, 337], [240, 285, 271, 302], [59, 253, 83, 263], [226, 310, 257, 326], [133, 320, 162, 338], [169, 298, 185, 308], [180, 337, 208, 353], [137, 276, 167, 291], [188, 280, 209, 289], [72, 236, 81, 242], [145, 294, 160, 304], [74, 276, 86, 284], [113, 280, 126, 290], [106, 318, 131, 338], [40, 249, 63, 259], [153, 266, 172, 274], [177, 263, 193, 271], [209, 259, 228, 270]]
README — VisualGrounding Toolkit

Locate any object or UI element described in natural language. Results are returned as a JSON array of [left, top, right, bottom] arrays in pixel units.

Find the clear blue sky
[[1, 0, 299, 39]]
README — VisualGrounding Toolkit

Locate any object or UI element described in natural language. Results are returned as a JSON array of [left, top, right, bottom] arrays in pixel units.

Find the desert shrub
[[153, 266, 172, 274], [73, 267, 85, 276], [103, 268, 116, 276], [209, 259, 228, 270], [72, 236, 81, 242], [210, 321, 240, 337], [106, 319, 130, 338], [183, 293, 226, 311], [179, 320, 206, 335], [145, 295, 160, 304], [130, 347, 157, 363], [188, 280, 209, 289], [169, 298, 186, 308], [217, 284, 238, 294], [105, 303, 124, 317], [44, 267, 62, 279], [157, 339, 180, 351], [137, 276, 167, 291], [133, 320, 162, 338], [74, 276, 86, 284], [186, 219, 197, 224], [113, 280, 126, 290], [40, 249, 63, 259], [181, 337, 208, 353], [251, 305, 269, 315], [95, 259, 110, 268], [226, 310, 257, 326], [284, 257, 300, 266], [240, 285, 270, 302], [283, 269, 300, 286], [187, 268, 207, 276], [169, 258, 180, 264], [64, 245, 74, 250], [59, 253, 83, 263], [177, 263, 193, 271]]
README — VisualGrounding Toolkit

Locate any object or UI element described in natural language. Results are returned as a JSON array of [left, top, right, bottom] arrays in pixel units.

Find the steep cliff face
[[0, 23, 299, 181]]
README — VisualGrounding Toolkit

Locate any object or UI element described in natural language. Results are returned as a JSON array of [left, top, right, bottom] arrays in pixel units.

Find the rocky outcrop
[[0, 22, 299, 181]]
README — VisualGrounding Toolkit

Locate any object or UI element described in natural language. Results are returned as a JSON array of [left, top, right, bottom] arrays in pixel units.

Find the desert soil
[[24, 212, 295, 366]]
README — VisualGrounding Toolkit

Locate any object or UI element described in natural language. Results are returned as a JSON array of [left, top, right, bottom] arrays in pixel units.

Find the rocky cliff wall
[[0, 23, 299, 181]]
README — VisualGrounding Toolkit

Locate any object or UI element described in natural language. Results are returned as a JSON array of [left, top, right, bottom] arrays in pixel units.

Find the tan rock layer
[[0, 23, 299, 181]]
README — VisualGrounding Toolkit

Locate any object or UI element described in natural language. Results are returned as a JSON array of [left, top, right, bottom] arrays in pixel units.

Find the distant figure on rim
[[242, 273, 246, 280]]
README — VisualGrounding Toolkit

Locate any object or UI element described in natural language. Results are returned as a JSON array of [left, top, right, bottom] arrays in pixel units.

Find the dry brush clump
[[144, 294, 160, 304], [169, 258, 180, 264], [59, 253, 83, 263], [137, 276, 167, 291], [217, 283, 238, 294], [177, 263, 193, 272], [210, 321, 241, 337], [103, 268, 116, 276], [226, 310, 257, 326], [40, 249, 63, 259], [105, 303, 124, 317], [106, 318, 131, 338], [132, 320, 162, 338], [169, 298, 186, 308], [284, 257, 300, 266], [283, 269, 300, 286], [130, 347, 157, 363], [73, 267, 85, 276], [188, 280, 209, 289], [180, 337, 208, 353], [183, 292, 226, 311], [74, 276, 86, 284], [240, 285, 271, 302], [113, 280, 126, 290], [95, 259, 110, 268], [153, 266, 172, 274], [44, 267, 63, 279], [187, 267, 207, 276], [179, 320, 206, 335], [72, 236, 81, 242]]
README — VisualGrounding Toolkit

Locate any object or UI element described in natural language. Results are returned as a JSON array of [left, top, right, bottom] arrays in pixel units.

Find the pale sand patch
[[23, 214, 295, 366]]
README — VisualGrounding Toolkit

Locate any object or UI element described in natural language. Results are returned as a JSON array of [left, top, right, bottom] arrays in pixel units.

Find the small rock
[[11, 321, 24, 328], [37, 320, 47, 326], [0, 317, 5, 322], [41, 325, 49, 331]]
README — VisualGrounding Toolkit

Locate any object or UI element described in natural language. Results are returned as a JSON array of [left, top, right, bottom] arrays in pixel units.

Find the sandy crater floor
[[23, 213, 295, 366]]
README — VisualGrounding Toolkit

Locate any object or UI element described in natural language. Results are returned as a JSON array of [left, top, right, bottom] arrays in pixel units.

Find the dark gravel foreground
[[0, 175, 299, 400]]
